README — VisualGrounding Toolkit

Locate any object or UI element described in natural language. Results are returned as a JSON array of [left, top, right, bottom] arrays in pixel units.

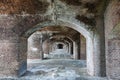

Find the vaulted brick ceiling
[[39, 26, 80, 40], [0, 0, 49, 14], [0, 0, 106, 26], [0, 0, 100, 14]]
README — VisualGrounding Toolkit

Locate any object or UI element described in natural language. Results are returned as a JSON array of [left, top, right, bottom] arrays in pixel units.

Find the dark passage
[[57, 44, 63, 49]]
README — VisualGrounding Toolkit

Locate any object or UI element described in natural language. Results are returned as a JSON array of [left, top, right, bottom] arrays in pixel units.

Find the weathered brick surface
[[0, 0, 50, 14], [105, 0, 120, 79], [105, 0, 120, 38], [0, 42, 19, 76], [0, 0, 107, 77], [27, 33, 41, 59], [107, 40, 120, 80], [80, 35, 86, 60]]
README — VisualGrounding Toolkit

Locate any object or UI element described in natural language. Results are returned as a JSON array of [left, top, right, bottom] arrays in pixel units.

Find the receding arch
[[20, 18, 103, 76], [52, 41, 69, 52], [43, 34, 74, 55], [48, 36, 73, 55], [57, 43, 63, 49]]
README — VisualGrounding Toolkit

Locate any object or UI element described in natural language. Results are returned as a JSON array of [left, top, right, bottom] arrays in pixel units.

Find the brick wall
[[105, 0, 120, 79]]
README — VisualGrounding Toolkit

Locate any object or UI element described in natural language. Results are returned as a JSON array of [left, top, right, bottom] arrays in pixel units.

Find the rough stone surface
[[80, 35, 86, 60], [0, 59, 107, 80], [0, 0, 117, 79], [0, 0, 50, 14], [105, 0, 120, 79]]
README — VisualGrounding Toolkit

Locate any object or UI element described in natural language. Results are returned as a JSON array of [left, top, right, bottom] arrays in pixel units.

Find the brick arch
[[47, 35, 73, 55], [50, 40, 69, 52], [42, 35, 74, 55], [19, 18, 104, 76], [23, 19, 91, 38]]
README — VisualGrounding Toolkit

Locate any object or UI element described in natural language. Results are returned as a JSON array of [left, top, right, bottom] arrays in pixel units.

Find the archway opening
[[57, 43, 63, 49], [18, 19, 105, 77], [26, 25, 87, 78]]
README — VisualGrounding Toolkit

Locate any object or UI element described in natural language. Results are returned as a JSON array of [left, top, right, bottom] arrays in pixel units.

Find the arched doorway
[[19, 18, 105, 77], [57, 43, 63, 49]]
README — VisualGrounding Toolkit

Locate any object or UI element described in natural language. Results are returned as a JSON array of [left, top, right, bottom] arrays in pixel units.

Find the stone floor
[[0, 59, 107, 80], [27, 59, 87, 79], [0, 49, 108, 80], [44, 49, 73, 59]]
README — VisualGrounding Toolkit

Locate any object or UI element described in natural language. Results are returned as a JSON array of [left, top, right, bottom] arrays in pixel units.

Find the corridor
[[1, 0, 119, 79], [44, 49, 72, 59]]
